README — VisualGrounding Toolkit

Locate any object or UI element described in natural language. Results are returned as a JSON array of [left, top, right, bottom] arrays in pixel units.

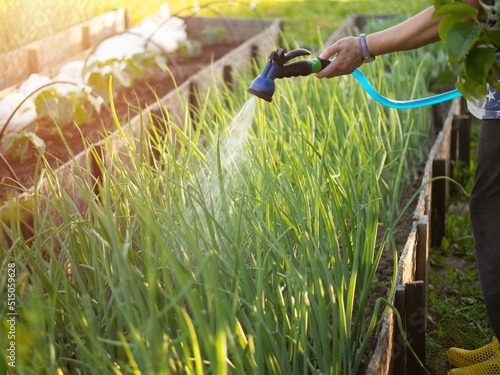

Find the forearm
[[366, 7, 441, 56]]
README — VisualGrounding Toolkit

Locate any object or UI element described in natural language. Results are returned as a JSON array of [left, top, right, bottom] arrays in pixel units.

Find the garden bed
[[0, 14, 282, 212], [0, 11, 460, 375], [0, 41, 239, 201]]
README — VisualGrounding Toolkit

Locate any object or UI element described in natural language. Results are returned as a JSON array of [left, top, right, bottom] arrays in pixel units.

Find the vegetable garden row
[[0, 4, 270, 204], [0, 8, 470, 375]]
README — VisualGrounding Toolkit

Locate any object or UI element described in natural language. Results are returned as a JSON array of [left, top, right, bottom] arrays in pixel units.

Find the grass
[[0, 28, 439, 372]]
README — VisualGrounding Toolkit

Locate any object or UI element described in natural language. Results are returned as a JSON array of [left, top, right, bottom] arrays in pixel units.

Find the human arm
[[315, 1, 481, 79]]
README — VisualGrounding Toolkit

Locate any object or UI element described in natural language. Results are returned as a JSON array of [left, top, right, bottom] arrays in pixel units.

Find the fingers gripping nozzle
[[247, 48, 331, 102]]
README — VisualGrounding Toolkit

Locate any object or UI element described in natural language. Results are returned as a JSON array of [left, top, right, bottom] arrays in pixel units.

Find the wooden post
[[457, 114, 471, 168], [415, 216, 429, 283], [251, 44, 259, 77], [223, 65, 233, 90], [405, 281, 426, 375], [90, 145, 104, 198], [431, 158, 446, 246], [415, 215, 429, 332], [28, 49, 38, 75], [460, 96, 469, 116], [189, 80, 199, 124], [393, 285, 407, 375], [432, 103, 444, 133], [450, 115, 459, 179], [124, 8, 132, 30], [82, 25, 91, 50]]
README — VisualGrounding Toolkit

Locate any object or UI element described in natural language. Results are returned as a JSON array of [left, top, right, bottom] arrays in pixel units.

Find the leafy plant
[[439, 204, 475, 259], [34, 88, 88, 126], [433, 0, 500, 100], [178, 38, 203, 57], [83, 51, 167, 99], [200, 26, 226, 45], [1, 123, 45, 162], [1, 50, 168, 163]]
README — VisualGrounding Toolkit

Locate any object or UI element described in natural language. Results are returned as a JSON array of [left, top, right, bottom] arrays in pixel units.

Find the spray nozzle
[[247, 48, 330, 102]]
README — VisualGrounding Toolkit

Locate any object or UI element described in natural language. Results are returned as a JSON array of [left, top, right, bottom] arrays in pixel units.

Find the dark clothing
[[469, 119, 500, 338]]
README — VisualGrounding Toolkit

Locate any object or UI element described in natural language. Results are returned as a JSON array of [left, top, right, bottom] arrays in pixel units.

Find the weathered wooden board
[[0, 8, 129, 91]]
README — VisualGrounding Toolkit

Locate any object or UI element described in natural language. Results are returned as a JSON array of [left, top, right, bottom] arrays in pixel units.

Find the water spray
[[248, 48, 462, 108]]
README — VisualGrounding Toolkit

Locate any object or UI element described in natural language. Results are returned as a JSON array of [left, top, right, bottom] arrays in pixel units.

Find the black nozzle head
[[247, 86, 273, 102]]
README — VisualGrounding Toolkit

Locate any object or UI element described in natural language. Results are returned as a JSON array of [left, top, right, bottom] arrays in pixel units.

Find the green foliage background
[[433, 0, 500, 100]]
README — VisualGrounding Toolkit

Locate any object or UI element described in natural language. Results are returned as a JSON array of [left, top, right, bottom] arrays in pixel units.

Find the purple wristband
[[359, 33, 375, 63]]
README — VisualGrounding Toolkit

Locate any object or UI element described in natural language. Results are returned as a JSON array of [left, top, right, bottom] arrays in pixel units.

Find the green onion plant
[[0, 36, 436, 374]]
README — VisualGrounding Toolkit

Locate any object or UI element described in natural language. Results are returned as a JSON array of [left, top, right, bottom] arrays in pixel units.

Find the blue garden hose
[[350, 68, 462, 109]]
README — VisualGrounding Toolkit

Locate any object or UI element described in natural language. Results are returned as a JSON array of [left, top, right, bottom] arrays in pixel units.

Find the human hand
[[314, 36, 364, 78]]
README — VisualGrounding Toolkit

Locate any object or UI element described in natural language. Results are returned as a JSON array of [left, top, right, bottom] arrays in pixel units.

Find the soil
[[0, 42, 240, 203]]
